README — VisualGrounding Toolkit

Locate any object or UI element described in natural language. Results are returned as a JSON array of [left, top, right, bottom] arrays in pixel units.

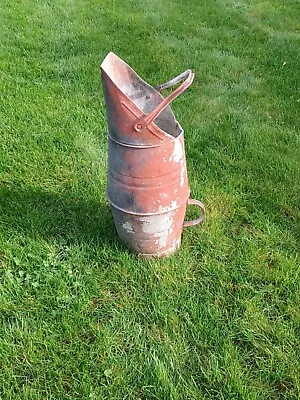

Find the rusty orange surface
[[101, 52, 205, 257]]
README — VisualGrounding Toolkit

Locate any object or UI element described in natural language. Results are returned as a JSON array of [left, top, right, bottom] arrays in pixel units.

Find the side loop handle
[[183, 198, 205, 228], [134, 69, 194, 132]]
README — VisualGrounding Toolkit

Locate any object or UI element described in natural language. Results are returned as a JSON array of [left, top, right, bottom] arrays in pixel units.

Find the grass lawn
[[0, 0, 299, 398]]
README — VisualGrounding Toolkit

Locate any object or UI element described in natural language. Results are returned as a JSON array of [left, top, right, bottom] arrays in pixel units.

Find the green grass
[[0, 0, 299, 398]]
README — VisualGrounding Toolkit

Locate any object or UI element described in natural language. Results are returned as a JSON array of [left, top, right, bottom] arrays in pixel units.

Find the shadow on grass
[[0, 185, 117, 247]]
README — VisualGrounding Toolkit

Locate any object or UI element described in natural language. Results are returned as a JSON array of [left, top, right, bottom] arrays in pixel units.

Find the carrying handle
[[155, 70, 193, 92], [134, 69, 194, 132], [183, 198, 205, 228]]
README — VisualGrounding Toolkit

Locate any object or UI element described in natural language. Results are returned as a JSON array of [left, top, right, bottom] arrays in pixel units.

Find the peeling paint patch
[[158, 235, 167, 249], [169, 140, 183, 163], [159, 237, 167, 248], [158, 200, 178, 213], [139, 213, 174, 234], [162, 238, 181, 255], [180, 165, 185, 186], [122, 221, 133, 232]]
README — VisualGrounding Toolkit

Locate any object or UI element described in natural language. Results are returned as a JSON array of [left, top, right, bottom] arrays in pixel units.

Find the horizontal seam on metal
[[107, 194, 190, 216], [108, 178, 183, 189], [108, 167, 183, 181], [108, 134, 181, 148]]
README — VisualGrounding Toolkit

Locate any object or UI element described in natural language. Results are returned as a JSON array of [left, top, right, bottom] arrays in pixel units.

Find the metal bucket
[[100, 52, 205, 257]]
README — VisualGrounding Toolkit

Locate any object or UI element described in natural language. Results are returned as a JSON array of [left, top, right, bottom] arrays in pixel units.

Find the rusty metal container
[[100, 52, 205, 257]]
